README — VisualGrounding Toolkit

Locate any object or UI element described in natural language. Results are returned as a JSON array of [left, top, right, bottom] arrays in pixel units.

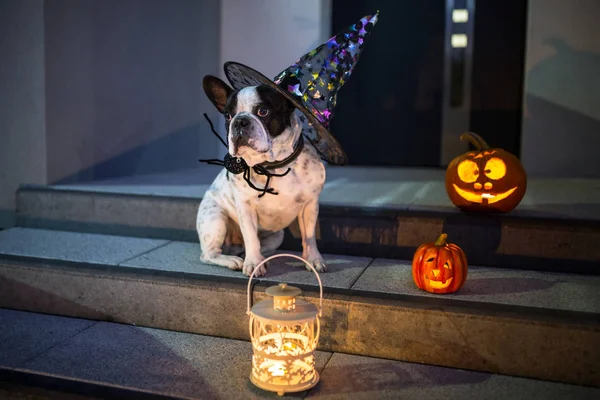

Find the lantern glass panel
[[250, 316, 320, 388], [246, 254, 324, 396]]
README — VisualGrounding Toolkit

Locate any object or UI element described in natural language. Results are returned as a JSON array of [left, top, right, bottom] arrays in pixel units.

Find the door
[[330, 0, 446, 167]]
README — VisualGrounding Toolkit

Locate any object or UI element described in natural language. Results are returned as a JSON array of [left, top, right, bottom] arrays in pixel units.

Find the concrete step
[[1, 227, 598, 388], [1, 309, 599, 400], [15, 166, 600, 274]]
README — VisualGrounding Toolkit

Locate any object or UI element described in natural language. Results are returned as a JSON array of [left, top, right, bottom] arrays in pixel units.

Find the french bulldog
[[196, 75, 327, 277]]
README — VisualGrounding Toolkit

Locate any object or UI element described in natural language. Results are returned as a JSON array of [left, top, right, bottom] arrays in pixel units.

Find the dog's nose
[[233, 117, 250, 131]]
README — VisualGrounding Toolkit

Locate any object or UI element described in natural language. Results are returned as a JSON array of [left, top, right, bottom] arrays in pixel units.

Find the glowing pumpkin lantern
[[446, 132, 527, 213], [246, 254, 323, 396], [412, 233, 468, 294]]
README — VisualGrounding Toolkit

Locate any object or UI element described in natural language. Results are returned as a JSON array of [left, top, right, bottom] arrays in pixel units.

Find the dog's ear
[[203, 75, 234, 113]]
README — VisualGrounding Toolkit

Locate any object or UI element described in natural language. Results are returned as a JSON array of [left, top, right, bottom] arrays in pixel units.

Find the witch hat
[[223, 12, 379, 165]]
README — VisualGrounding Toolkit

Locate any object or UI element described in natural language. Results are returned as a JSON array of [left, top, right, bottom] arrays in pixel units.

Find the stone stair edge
[[2, 259, 599, 387], [18, 184, 200, 203], [1, 253, 598, 327], [17, 184, 600, 226]]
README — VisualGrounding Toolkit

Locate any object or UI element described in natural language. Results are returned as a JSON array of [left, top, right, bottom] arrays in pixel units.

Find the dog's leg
[[236, 201, 267, 277], [259, 230, 284, 257], [197, 200, 243, 270], [298, 199, 327, 272], [222, 245, 245, 257], [222, 219, 245, 256]]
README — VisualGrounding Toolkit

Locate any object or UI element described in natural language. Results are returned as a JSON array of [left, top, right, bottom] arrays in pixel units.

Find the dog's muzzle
[[231, 116, 253, 147], [232, 116, 252, 135]]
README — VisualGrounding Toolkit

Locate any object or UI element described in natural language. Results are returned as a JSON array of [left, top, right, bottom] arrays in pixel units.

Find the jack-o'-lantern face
[[412, 233, 468, 294], [453, 152, 517, 204], [446, 132, 527, 213], [421, 253, 454, 290]]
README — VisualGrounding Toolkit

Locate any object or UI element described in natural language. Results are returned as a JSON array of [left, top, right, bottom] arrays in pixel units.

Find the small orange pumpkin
[[412, 233, 468, 294], [445, 132, 527, 213]]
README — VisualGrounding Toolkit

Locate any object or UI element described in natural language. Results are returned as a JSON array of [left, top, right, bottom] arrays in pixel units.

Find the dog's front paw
[[303, 254, 327, 273], [199, 253, 243, 270], [310, 258, 327, 273], [243, 256, 268, 277]]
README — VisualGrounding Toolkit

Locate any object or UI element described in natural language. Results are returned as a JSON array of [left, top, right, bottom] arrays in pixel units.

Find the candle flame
[[283, 342, 297, 351], [268, 363, 287, 377]]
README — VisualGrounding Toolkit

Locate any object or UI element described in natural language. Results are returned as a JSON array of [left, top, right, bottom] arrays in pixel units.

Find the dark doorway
[[469, 0, 528, 157], [330, 0, 528, 166], [330, 0, 446, 167]]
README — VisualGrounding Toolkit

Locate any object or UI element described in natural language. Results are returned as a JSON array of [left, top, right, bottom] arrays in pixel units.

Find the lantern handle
[[246, 253, 323, 317]]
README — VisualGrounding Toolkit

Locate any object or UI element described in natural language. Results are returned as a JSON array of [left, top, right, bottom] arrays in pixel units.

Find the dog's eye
[[224, 112, 231, 121], [257, 107, 269, 117]]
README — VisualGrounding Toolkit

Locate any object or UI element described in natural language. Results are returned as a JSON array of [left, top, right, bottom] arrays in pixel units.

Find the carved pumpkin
[[445, 132, 527, 213], [412, 233, 467, 294]]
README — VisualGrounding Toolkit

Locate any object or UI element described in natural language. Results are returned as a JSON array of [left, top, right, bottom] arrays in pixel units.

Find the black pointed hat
[[223, 12, 379, 165]]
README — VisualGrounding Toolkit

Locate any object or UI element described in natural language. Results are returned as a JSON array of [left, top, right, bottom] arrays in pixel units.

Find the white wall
[[0, 0, 46, 228], [0, 0, 331, 226], [521, 0, 600, 177], [220, 0, 331, 77], [216, 0, 331, 157], [40, 0, 330, 183], [44, 0, 222, 183]]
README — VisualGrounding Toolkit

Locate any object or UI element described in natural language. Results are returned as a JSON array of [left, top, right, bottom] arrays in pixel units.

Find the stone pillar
[[521, 0, 600, 177], [0, 0, 47, 228]]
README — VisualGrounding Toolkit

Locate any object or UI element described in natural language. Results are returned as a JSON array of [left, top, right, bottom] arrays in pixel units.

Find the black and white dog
[[197, 76, 327, 277]]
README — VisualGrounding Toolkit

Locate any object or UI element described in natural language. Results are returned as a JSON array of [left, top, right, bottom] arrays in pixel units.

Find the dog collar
[[257, 134, 304, 171], [198, 113, 305, 198]]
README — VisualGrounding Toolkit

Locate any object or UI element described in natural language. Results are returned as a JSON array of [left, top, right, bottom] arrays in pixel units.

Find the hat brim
[[224, 61, 348, 165]]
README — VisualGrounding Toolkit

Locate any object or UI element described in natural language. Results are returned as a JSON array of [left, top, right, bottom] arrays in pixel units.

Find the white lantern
[[246, 254, 323, 396]]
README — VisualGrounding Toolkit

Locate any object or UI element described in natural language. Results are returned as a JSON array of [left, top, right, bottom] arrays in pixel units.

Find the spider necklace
[[198, 113, 304, 198]]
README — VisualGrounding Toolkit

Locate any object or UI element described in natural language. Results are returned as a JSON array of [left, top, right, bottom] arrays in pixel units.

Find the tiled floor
[[352, 258, 600, 313], [1, 228, 599, 314], [0, 227, 168, 266], [121, 241, 372, 289], [1, 309, 598, 400]]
